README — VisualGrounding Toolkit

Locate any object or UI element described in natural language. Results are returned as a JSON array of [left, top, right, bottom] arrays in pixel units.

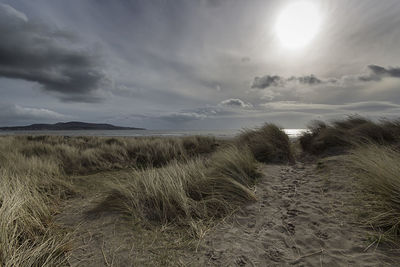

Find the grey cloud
[[2, 0, 400, 130], [159, 112, 207, 122], [0, 4, 106, 102], [219, 98, 252, 108], [359, 65, 400, 81], [252, 74, 322, 89], [203, 0, 223, 7], [291, 75, 322, 85], [161, 106, 237, 122], [0, 102, 68, 126], [130, 105, 243, 126], [251, 65, 400, 104], [252, 65, 400, 91], [262, 101, 400, 113], [111, 99, 400, 130], [343, 101, 400, 112], [251, 75, 282, 89], [118, 111, 207, 125], [166, 100, 400, 128]]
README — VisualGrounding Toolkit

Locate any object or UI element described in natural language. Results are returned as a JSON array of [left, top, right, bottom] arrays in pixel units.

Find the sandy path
[[185, 162, 400, 266], [57, 161, 400, 266]]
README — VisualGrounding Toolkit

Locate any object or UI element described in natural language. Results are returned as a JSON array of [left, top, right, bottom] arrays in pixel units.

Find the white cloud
[[219, 98, 252, 108], [0, 103, 68, 126]]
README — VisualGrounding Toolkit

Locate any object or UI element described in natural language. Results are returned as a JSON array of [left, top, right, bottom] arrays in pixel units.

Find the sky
[[1, 0, 400, 129]]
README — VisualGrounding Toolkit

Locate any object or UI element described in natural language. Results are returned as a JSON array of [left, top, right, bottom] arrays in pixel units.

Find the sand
[[57, 158, 400, 266], [184, 160, 400, 266]]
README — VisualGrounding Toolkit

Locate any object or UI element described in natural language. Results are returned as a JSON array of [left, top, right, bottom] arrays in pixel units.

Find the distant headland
[[0, 121, 145, 131]]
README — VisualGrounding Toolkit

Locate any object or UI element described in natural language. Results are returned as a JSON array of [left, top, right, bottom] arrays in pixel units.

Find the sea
[[0, 129, 307, 139]]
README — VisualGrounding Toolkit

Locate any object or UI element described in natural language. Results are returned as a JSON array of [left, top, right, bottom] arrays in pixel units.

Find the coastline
[[0, 128, 307, 139]]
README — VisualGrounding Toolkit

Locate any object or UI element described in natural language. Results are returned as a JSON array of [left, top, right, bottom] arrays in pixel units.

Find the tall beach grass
[[0, 124, 293, 264], [299, 116, 400, 155], [348, 145, 400, 243], [17, 135, 218, 174], [237, 123, 294, 164], [93, 145, 259, 227], [0, 138, 72, 266]]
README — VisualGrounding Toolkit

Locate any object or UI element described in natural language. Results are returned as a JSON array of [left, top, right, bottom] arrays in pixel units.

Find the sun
[[276, 2, 321, 49]]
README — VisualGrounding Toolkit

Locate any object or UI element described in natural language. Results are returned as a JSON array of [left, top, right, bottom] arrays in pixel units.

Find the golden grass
[[16, 135, 218, 174], [348, 145, 400, 243], [0, 134, 251, 265], [94, 145, 259, 228], [0, 128, 297, 265], [0, 138, 73, 266], [208, 145, 260, 186]]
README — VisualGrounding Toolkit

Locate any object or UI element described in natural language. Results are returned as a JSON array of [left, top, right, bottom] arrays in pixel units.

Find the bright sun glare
[[276, 2, 321, 49]]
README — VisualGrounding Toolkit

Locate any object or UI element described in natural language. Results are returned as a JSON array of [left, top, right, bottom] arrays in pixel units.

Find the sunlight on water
[[283, 129, 308, 138]]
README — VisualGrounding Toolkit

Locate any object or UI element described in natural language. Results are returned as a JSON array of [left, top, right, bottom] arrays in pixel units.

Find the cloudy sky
[[1, 0, 400, 129]]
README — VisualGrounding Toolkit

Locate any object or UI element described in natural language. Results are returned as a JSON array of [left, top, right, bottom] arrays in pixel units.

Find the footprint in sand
[[265, 249, 284, 262], [235, 255, 250, 266]]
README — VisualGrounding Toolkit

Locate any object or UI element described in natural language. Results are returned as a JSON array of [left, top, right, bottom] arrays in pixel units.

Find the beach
[[2, 118, 400, 266]]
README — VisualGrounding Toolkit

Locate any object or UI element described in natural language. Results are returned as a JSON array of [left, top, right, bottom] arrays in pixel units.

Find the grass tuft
[[94, 146, 259, 227], [348, 145, 400, 243], [0, 137, 73, 266], [299, 115, 400, 155], [237, 123, 294, 163]]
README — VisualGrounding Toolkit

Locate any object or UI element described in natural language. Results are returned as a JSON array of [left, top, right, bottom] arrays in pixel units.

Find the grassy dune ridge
[[0, 125, 293, 265], [299, 115, 400, 155], [17, 135, 219, 174], [95, 145, 260, 227], [0, 135, 219, 265], [299, 116, 400, 244]]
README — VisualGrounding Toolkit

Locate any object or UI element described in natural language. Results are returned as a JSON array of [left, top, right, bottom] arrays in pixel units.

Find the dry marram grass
[[0, 133, 265, 265], [300, 116, 400, 155], [94, 145, 259, 228], [348, 145, 400, 243]]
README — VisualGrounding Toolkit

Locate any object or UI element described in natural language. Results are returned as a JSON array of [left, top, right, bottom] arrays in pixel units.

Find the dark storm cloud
[[359, 65, 400, 81], [0, 4, 106, 102]]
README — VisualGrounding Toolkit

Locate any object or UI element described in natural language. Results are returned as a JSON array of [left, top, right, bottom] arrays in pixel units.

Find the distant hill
[[0, 121, 145, 131]]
